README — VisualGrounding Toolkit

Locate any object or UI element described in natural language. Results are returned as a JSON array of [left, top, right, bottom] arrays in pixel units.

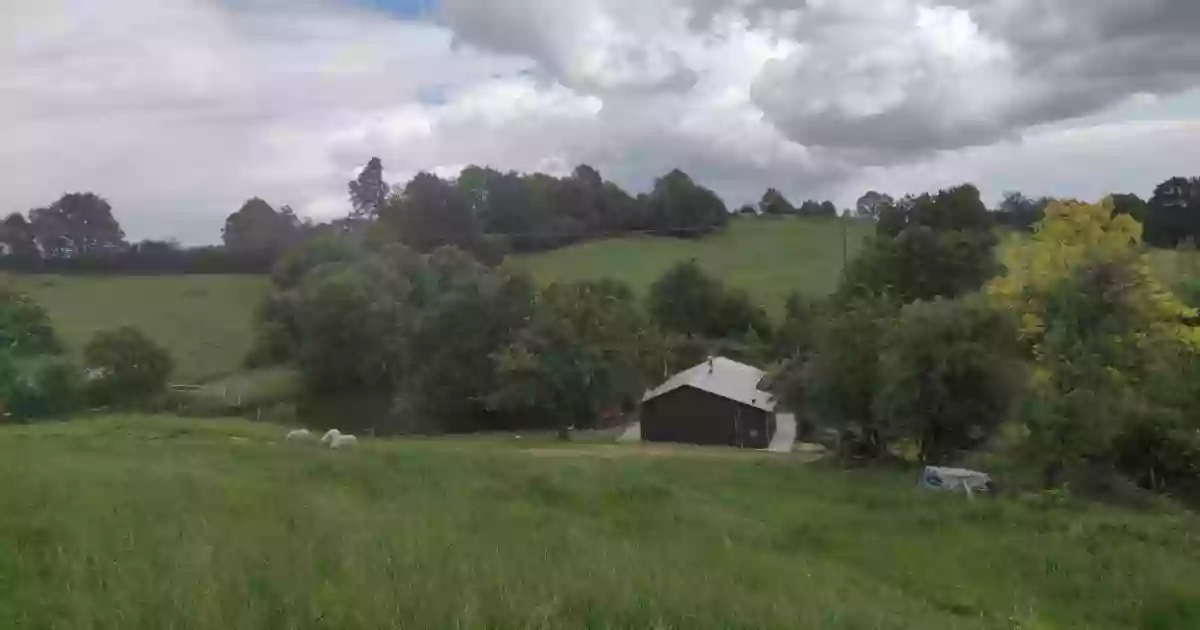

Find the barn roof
[[642, 357, 776, 412]]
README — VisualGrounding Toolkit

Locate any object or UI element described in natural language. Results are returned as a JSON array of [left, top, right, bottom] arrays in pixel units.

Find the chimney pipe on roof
[[708, 356, 714, 373]]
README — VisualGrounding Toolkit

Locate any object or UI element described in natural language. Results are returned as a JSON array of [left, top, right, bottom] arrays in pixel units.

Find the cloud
[[439, 0, 701, 92], [1, 0, 524, 242], [752, 0, 1200, 157], [2, 0, 1198, 243], [839, 118, 1200, 209]]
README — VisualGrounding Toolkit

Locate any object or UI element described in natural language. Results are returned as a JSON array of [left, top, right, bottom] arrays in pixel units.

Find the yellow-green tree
[[987, 198, 1200, 489], [988, 197, 1196, 349]]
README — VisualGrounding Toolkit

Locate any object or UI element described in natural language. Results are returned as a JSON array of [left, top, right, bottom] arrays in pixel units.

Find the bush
[[0, 287, 62, 356], [84, 327, 174, 407], [7, 357, 84, 421]]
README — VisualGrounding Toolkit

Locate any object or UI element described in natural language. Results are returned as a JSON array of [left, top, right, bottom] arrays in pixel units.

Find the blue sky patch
[[362, 0, 437, 18]]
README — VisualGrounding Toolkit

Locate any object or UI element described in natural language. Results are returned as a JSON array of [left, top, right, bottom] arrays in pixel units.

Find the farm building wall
[[640, 386, 773, 448]]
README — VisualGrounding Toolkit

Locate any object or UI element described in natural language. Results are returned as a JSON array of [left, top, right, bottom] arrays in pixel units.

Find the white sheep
[[320, 429, 358, 449], [285, 429, 313, 442], [329, 434, 358, 450]]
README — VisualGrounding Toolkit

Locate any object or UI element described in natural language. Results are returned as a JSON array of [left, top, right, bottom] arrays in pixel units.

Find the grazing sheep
[[320, 429, 341, 445], [329, 434, 358, 450], [285, 429, 313, 442]]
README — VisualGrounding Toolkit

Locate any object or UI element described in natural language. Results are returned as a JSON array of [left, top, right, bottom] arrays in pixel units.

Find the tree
[[491, 279, 657, 438], [995, 191, 1050, 231], [647, 260, 772, 341], [0, 214, 39, 261], [268, 242, 544, 434], [874, 297, 1023, 464], [773, 293, 825, 360], [1109, 193, 1148, 225], [987, 198, 1200, 489], [400, 250, 536, 432], [348, 157, 389, 219], [759, 188, 795, 216], [246, 235, 361, 367], [798, 200, 823, 217], [291, 252, 414, 394], [222, 198, 302, 258], [818, 201, 838, 217], [1145, 176, 1200, 247], [381, 172, 484, 255], [83, 327, 173, 406], [855, 191, 894, 220], [773, 295, 892, 459], [28, 193, 125, 258], [645, 170, 728, 236], [839, 184, 997, 305]]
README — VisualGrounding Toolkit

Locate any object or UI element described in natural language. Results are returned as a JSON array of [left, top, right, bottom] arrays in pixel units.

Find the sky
[[3, 0, 1200, 244]]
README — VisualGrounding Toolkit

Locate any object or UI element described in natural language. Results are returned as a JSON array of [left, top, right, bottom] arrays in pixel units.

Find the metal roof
[[642, 357, 776, 412]]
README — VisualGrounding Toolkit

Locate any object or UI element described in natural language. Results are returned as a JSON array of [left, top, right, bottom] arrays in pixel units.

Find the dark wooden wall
[[641, 386, 772, 448]]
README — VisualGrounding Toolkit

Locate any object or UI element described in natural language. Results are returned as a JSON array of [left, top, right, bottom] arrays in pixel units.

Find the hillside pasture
[[0, 274, 270, 382], [512, 217, 874, 316], [1, 415, 1197, 629]]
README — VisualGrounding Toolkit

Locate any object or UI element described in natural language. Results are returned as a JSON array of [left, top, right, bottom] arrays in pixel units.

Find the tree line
[[0, 162, 733, 274], [5, 162, 1198, 275]]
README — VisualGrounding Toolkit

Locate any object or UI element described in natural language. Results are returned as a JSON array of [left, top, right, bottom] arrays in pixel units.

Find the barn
[[640, 357, 776, 449]]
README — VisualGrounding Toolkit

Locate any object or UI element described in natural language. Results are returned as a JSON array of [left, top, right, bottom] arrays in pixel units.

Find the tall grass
[[0, 416, 1197, 629]]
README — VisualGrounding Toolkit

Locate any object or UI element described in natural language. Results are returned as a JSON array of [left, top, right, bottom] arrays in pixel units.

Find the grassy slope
[[512, 218, 875, 316], [1, 416, 1198, 630], [1, 274, 270, 383]]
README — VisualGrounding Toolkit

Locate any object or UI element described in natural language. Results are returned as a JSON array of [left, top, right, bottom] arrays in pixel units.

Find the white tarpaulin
[[920, 466, 992, 499]]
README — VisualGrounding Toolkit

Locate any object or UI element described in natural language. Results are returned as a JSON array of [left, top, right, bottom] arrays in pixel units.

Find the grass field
[[513, 218, 875, 316], [2, 415, 1198, 629], [0, 275, 270, 383]]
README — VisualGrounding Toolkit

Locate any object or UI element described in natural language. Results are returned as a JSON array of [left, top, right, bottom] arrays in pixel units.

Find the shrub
[[6, 357, 84, 421], [84, 327, 174, 407], [0, 287, 62, 356]]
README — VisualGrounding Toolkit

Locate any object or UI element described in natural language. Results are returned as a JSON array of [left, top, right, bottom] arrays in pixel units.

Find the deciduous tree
[[222, 198, 302, 258], [491, 279, 657, 438], [348, 157, 389, 219], [28, 193, 125, 258], [855, 191, 894, 220], [759, 188, 795, 216]]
